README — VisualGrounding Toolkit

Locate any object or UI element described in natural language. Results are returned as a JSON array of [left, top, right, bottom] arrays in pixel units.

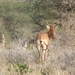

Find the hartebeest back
[[36, 21, 55, 62]]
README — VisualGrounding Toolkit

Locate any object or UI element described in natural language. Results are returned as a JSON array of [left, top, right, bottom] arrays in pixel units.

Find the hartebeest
[[36, 21, 55, 62]]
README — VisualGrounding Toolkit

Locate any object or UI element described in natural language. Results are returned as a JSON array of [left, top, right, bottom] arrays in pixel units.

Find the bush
[[0, 1, 33, 42]]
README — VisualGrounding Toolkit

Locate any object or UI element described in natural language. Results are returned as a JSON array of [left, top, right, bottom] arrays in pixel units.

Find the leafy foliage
[[0, 1, 32, 41], [12, 63, 33, 75], [31, 0, 75, 26], [31, 0, 57, 25]]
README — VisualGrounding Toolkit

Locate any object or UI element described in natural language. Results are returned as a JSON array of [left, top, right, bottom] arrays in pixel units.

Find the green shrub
[[12, 63, 33, 75], [0, 1, 33, 42]]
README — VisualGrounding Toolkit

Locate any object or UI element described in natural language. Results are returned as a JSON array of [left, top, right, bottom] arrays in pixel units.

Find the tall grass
[[0, 0, 35, 44]]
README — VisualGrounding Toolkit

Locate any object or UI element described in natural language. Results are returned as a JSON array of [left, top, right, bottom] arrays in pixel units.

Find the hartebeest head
[[36, 21, 56, 62]]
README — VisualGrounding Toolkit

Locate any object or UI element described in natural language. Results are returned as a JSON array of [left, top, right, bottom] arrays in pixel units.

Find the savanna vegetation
[[0, 0, 75, 75]]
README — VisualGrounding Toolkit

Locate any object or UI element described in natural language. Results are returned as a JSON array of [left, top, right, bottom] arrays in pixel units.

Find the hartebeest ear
[[46, 25, 50, 29]]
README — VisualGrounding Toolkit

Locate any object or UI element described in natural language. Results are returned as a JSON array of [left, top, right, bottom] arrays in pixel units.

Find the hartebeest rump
[[36, 21, 55, 62]]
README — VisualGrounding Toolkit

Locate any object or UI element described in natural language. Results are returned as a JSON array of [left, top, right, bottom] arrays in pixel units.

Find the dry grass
[[0, 22, 75, 75], [0, 1, 75, 74]]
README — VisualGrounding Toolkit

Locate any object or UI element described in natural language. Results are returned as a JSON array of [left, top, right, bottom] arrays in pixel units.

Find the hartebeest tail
[[36, 21, 55, 62]]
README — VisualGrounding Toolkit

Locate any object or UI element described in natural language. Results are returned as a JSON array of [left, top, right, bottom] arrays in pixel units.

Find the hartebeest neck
[[47, 30, 53, 39]]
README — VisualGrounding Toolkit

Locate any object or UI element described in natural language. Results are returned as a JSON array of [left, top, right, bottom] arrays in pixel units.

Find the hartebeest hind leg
[[37, 44, 41, 62], [41, 43, 48, 62], [42, 50, 46, 62], [37, 44, 46, 62]]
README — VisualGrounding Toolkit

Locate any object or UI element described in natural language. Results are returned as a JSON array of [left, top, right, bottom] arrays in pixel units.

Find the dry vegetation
[[0, 14, 75, 75], [0, 0, 75, 75]]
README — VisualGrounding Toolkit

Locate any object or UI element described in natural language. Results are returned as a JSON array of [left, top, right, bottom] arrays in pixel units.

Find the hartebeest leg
[[42, 50, 46, 62], [45, 50, 47, 62], [37, 44, 41, 62], [41, 43, 48, 62]]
